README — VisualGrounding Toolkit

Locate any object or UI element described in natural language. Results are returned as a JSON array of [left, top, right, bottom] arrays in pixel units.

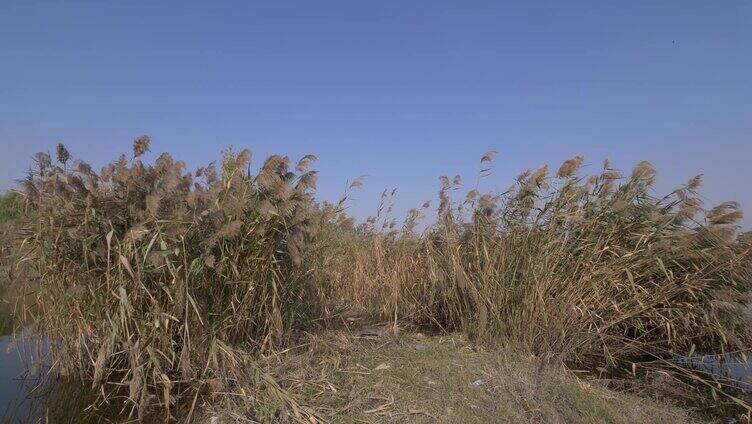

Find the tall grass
[[0, 191, 22, 336], [309, 154, 752, 400], [16, 139, 752, 419], [19, 139, 320, 420]]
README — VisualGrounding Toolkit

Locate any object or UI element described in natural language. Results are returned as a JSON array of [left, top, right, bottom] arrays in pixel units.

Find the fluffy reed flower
[[73, 160, 91, 175], [34, 152, 52, 171], [235, 148, 252, 170], [478, 193, 497, 213], [297, 171, 318, 191], [631, 161, 656, 186], [686, 174, 703, 190], [349, 175, 366, 189], [56, 143, 70, 164], [527, 164, 549, 191], [556, 155, 584, 178], [708, 201, 743, 226], [217, 220, 244, 240], [677, 196, 702, 220], [133, 135, 151, 158], [480, 150, 498, 163], [296, 154, 317, 173]]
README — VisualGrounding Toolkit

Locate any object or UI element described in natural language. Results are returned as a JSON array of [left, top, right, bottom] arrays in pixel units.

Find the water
[[0, 335, 118, 423], [678, 353, 752, 392], [0, 334, 46, 422]]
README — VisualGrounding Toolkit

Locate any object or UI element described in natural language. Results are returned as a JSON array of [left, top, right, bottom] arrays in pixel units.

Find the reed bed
[[309, 153, 752, 406], [19, 139, 320, 420], [14, 139, 752, 420]]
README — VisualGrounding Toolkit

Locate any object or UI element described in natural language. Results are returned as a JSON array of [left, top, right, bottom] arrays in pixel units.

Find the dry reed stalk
[[307, 151, 752, 413], [19, 140, 322, 420], [15, 138, 752, 418]]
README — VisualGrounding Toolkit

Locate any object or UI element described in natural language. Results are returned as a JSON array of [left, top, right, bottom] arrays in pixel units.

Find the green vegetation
[[13, 137, 752, 422], [0, 191, 21, 223], [0, 193, 20, 335]]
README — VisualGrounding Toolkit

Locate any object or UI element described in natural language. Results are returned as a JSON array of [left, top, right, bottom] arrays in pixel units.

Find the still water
[[0, 334, 46, 422], [0, 334, 119, 423], [678, 353, 752, 392]]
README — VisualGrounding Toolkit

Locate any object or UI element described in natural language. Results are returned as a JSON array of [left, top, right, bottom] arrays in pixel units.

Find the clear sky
[[1, 1, 750, 227]]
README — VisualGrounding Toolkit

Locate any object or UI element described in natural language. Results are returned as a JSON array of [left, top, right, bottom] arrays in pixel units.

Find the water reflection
[[678, 353, 752, 392], [0, 335, 124, 423]]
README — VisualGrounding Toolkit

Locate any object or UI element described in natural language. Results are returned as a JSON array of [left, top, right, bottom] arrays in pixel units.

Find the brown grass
[[308, 153, 752, 413], [17, 139, 322, 421], [11, 139, 752, 421], [202, 330, 704, 423]]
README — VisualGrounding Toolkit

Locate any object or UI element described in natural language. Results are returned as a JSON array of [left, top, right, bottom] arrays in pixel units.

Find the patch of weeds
[[251, 402, 281, 423], [0, 192, 21, 224]]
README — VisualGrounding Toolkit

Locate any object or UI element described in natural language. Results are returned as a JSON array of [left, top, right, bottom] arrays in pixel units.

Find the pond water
[[0, 334, 46, 422], [0, 334, 115, 423], [678, 353, 752, 392]]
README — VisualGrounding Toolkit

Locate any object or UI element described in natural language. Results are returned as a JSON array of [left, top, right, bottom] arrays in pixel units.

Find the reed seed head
[[556, 155, 584, 178], [56, 143, 70, 164], [133, 135, 151, 158]]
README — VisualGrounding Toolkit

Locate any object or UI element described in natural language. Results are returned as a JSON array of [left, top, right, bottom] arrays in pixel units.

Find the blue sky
[[1, 1, 750, 226]]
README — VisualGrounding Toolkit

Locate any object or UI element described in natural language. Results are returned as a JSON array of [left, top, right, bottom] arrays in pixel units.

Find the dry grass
[[308, 154, 752, 413], [17, 139, 322, 421], [11, 139, 752, 421], [203, 330, 703, 423]]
